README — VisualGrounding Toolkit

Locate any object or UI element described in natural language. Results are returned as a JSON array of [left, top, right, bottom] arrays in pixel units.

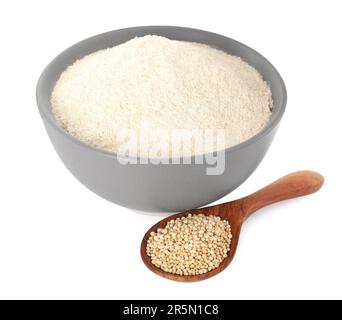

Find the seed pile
[[146, 214, 232, 276]]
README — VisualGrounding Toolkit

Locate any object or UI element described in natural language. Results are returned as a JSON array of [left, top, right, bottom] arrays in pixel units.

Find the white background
[[0, 0, 341, 300]]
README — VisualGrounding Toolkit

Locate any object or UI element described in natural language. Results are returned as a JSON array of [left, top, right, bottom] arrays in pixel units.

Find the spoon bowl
[[141, 171, 324, 282]]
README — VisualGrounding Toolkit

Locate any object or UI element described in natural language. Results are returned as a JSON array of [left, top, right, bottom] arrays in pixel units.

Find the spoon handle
[[241, 170, 324, 220]]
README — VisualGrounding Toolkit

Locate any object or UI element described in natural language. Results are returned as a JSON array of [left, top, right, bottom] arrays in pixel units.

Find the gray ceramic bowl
[[36, 26, 287, 212]]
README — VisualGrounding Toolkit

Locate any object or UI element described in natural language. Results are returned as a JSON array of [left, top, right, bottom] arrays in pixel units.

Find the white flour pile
[[51, 35, 272, 157]]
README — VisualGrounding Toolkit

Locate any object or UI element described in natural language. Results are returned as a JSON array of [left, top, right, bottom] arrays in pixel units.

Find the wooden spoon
[[141, 170, 324, 282]]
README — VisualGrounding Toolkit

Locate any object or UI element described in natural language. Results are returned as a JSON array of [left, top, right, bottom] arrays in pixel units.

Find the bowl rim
[[36, 25, 287, 162]]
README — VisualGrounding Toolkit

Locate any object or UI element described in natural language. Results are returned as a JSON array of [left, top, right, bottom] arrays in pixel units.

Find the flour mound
[[51, 35, 272, 157]]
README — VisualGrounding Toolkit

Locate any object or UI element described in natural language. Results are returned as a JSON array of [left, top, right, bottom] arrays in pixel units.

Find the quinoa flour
[[51, 35, 272, 157]]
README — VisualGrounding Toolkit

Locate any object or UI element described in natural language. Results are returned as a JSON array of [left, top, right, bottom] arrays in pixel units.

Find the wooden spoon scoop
[[141, 170, 324, 282]]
